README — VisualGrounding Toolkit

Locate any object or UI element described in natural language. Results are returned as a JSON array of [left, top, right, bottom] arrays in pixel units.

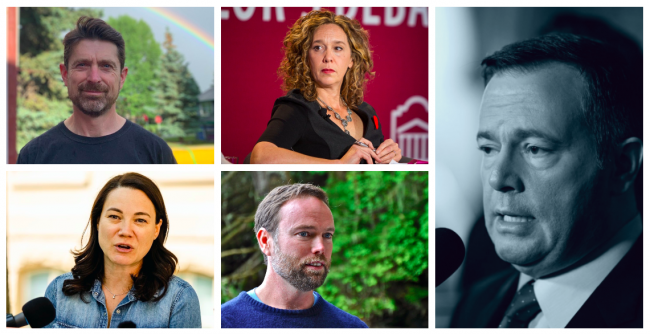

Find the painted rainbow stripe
[[145, 7, 214, 51]]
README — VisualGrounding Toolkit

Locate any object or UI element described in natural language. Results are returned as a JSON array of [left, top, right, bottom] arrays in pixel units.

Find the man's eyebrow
[[476, 129, 562, 144], [291, 224, 335, 232], [99, 59, 118, 66], [511, 129, 562, 144], [476, 130, 494, 142], [71, 58, 91, 65]]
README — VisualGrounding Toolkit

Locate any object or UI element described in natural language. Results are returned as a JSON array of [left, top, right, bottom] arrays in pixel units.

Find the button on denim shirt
[[44, 272, 201, 328]]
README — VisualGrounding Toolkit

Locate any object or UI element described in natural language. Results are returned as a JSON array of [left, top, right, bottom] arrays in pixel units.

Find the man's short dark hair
[[63, 16, 125, 70], [481, 33, 642, 169], [254, 183, 329, 265]]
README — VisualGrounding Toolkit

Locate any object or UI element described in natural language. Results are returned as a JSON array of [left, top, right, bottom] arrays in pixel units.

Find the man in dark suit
[[452, 34, 642, 328]]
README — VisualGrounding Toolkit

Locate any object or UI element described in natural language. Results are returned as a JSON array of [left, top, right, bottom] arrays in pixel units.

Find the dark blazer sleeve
[[257, 103, 306, 150]]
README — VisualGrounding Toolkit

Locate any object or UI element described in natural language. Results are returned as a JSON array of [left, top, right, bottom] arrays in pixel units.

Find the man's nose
[[487, 149, 524, 193], [312, 237, 325, 254], [87, 64, 101, 83]]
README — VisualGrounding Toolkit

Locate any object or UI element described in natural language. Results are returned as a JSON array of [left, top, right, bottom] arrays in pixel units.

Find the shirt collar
[[517, 214, 642, 328]]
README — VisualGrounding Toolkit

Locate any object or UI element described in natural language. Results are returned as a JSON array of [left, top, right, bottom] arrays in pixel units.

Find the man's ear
[[612, 137, 643, 194], [60, 63, 68, 86], [119, 66, 128, 90], [257, 228, 273, 259]]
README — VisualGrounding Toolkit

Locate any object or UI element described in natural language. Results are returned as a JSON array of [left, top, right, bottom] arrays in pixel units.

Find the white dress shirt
[[517, 215, 642, 328]]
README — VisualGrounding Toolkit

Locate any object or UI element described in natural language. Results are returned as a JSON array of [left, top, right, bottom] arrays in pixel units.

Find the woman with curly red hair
[[251, 10, 403, 164]]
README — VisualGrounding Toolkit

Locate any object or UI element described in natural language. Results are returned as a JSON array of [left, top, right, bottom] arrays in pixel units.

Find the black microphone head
[[435, 228, 466, 287], [118, 321, 137, 328], [22, 297, 55, 328]]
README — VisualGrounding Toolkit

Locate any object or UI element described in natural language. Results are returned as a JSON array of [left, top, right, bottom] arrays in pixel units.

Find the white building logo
[[390, 96, 428, 161]]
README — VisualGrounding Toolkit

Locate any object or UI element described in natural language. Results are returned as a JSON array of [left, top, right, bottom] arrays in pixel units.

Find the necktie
[[499, 280, 541, 328]]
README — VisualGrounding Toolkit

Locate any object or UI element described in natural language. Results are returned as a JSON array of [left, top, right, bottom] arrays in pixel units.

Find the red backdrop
[[221, 7, 429, 163]]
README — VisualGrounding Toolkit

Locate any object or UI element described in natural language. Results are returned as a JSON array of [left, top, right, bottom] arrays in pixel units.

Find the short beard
[[270, 239, 330, 292], [69, 82, 119, 118]]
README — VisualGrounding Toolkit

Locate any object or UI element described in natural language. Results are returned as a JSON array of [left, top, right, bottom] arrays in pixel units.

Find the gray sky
[[80, 7, 214, 92]]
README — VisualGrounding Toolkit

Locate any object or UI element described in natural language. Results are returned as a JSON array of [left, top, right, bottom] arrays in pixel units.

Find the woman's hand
[[356, 137, 375, 151], [375, 139, 402, 164], [339, 142, 381, 164]]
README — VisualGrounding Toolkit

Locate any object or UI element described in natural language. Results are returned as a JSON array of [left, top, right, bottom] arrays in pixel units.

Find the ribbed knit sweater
[[221, 291, 368, 328]]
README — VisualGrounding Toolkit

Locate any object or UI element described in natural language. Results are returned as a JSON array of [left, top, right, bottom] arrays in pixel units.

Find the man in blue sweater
[[221, 183, 368, 328]]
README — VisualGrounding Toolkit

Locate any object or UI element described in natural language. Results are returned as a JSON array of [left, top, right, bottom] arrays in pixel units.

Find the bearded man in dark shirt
[[17, 16, 176, 164]]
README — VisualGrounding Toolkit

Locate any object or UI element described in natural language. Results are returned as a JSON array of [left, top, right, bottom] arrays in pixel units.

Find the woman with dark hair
[[250, 9, 404, 164], [44, 173, 201, 328]]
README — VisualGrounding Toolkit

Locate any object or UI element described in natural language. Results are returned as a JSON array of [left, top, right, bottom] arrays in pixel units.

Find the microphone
[[435, 228, 466, 287], [118, 321, 137, 328], [6, 297, 56, 328]]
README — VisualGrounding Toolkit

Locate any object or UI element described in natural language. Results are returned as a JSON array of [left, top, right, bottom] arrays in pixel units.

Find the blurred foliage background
[[17, 7, 210, 153], [221, 171, 429, 328]]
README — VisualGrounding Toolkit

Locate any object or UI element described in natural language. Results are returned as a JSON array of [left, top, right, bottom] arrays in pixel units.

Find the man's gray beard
[[69, 88, 119, 118], [270, 241, 330, 292]]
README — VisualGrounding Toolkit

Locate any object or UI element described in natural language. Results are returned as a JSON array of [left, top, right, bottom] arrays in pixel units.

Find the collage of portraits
[[2, 4, 645, 331]]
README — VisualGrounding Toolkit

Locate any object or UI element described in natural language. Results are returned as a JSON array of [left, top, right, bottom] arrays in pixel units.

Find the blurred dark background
[[435, 7, 642, 328]]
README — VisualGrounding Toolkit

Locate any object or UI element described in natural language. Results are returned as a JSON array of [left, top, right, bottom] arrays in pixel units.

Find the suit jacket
[[450, 235, 642, 328]]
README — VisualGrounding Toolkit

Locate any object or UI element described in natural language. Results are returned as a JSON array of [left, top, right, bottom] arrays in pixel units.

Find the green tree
[[317, 171, 429, 327], [106, 16, 161, 123], [20, 7, 102, 56], [179, 65, 201, 129], [152, 29, 200, 138], [179, 65, 200, 113]]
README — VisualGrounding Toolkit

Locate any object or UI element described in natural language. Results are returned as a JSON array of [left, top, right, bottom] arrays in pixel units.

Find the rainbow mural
[[145, 7, 214, 51]]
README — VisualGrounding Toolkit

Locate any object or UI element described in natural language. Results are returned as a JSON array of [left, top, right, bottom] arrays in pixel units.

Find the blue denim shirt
[[44, 272, 201, 328]]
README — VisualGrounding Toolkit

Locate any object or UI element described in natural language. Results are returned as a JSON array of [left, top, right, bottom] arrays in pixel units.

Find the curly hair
[[278, 10, 375, 108], [62, 173, 178, 303]]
